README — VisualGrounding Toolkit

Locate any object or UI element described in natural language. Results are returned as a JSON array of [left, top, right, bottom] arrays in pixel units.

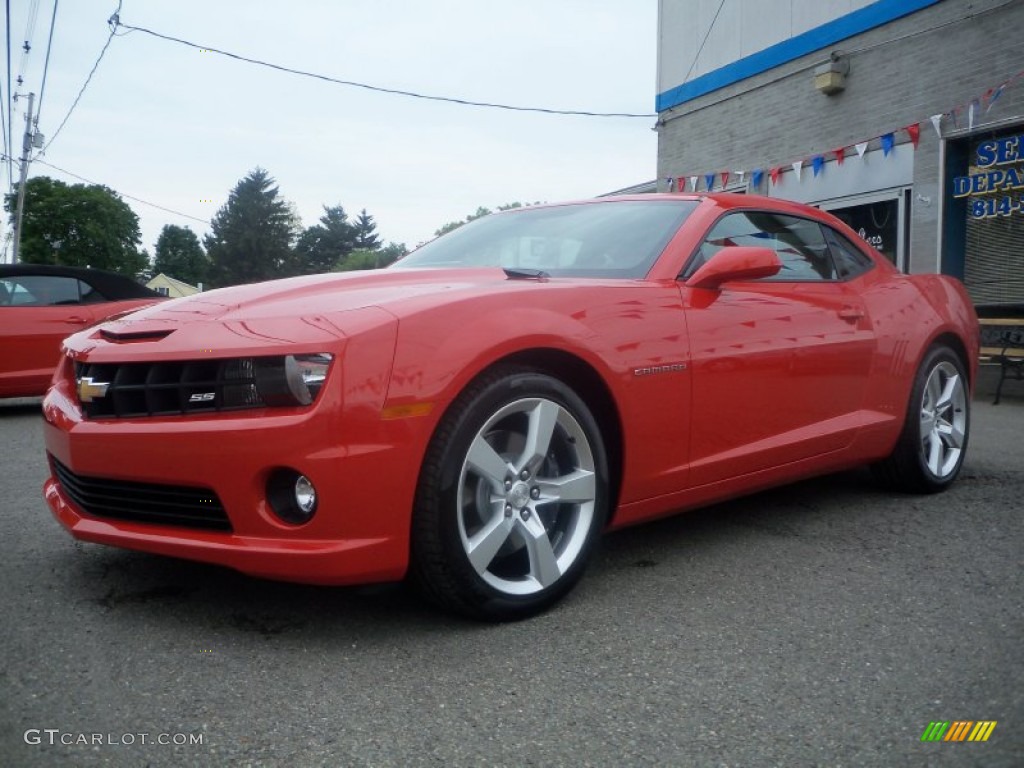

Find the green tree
[[434, 203, 529, 237], [5, 176, 146, 276], [352, 209, 381, 251], [153, 224, 209, 286], [204, 168, 300, 287], [332, 242, 408, 272], [294, 205, 356, 274]]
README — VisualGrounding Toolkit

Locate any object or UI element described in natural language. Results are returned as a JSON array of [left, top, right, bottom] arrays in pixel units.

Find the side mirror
[[684, 246, 782, 290]]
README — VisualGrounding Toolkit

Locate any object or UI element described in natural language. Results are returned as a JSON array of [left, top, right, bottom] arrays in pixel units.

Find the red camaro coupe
[[41, 194, 979, 619]]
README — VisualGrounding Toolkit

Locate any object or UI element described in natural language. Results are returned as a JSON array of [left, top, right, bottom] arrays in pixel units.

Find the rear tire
[[410, 366, 609, 621], [872, 345, 969, 493]]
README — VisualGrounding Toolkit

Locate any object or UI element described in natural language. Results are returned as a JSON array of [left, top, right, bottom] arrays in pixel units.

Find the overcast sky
[[3, 1, 658, 259]]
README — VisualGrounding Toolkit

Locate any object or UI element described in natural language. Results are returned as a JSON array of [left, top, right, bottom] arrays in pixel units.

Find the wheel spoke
[[537, 469, 596, 505], [926, 432, 943, 474], [935, 373, 960, 413], [519, 400, 560, 473], [520, 514, 562, 587], [465, 514, 515, 576], [925, 373, 942, 413], [937, 421, 965, 449], [467, 435, 513, 488]]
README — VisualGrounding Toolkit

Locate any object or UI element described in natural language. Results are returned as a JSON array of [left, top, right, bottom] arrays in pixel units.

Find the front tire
[[873, 345, 970, 493], [411, 366, 609, 620]]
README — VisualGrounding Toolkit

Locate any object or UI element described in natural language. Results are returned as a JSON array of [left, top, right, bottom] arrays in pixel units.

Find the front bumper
[[41, 356, 428, 586]]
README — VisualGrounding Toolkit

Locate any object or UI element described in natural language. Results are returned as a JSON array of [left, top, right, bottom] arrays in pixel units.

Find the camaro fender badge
[[77, 376, 110, 402], [633, 363, 687, 377]]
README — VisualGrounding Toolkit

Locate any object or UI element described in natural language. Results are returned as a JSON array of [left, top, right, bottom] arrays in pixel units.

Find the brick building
[[655, 0, 1024, 309]]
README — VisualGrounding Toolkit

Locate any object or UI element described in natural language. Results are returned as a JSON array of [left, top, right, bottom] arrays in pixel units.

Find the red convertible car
[[1, 264, 162, 397], [40, 194, 978, 620]]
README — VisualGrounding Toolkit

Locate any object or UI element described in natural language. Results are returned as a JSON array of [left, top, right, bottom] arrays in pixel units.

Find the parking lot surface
[[1, 393, 1021, 767]]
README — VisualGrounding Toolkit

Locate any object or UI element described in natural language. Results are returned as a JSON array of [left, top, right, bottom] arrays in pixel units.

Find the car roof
[[0, 263, 161, 300]]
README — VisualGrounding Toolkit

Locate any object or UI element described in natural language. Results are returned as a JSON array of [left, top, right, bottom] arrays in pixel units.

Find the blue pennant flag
[[812, 155, 824, 177], [751, 168, 764, 188], [880, 133, 895, 156], [704, 172, 715, 191]]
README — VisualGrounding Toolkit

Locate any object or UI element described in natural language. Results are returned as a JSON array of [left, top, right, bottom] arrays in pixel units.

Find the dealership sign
[[953, 133, 1024, 218]]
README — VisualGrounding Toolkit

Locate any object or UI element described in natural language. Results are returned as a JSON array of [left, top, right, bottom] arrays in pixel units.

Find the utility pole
[[12, 92, 36, 264]]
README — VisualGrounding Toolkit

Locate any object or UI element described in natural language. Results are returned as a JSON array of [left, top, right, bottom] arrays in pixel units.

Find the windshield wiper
[[503, 267, 550, 280]]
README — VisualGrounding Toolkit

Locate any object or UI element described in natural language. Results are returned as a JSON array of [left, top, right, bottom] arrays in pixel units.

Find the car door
[[679, 210, 877, 486], [0, 274, 99, 396]]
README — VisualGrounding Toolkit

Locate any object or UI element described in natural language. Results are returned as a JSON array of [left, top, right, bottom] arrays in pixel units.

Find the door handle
[[65, 315, 89, 325], [838, 307, 864, 323]]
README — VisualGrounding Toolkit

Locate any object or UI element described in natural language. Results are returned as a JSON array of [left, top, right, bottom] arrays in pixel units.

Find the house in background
[[655, 0, 1024, 310], [146, 273, 200, 298]]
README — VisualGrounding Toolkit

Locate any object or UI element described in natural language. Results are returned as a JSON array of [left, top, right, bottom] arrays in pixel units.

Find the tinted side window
[[79, 279, 108, 303], [822, 226, 875, 279], [2, 275, 82, 306], [694, 211, 836, 281]]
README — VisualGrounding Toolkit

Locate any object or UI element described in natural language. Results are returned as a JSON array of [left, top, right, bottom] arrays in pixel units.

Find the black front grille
[[76, 359, 264, 419], [51, 456, 233, 532]]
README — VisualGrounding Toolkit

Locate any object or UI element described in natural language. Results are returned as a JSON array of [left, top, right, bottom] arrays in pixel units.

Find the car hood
[[66, 268, 560, 358]]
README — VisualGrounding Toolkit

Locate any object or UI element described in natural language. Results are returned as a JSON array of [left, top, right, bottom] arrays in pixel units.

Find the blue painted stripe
[[656, 0, 943, 112]]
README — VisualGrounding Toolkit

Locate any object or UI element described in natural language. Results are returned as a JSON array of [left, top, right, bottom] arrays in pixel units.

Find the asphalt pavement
[[0, 390, 1021, 767]]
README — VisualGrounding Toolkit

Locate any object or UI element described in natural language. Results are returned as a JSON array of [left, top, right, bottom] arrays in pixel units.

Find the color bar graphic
[[921, 720, 996, 742]]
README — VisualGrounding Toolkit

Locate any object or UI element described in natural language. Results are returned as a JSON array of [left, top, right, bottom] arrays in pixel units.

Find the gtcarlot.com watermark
[[24, 729, 204, 747]]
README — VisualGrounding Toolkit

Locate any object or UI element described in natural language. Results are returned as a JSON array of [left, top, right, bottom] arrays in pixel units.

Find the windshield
[[392, 200, 697, 279]]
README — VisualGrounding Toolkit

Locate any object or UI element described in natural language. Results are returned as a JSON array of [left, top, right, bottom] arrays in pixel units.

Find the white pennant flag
[[968, 101, 976, 130], [930, 114, 943, 138], [737, 170, 746, 184], [855, 142, 869, 159], [792, 160, 803, 181], [689, 176, 698, 192]]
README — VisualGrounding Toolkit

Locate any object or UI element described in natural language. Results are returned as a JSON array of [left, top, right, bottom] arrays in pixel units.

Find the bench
[[979, 317, 1024, 405]]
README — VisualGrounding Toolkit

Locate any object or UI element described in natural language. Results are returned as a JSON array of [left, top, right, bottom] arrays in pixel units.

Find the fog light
[[267, 469, 318, 524], [294, 475, 316, 514]]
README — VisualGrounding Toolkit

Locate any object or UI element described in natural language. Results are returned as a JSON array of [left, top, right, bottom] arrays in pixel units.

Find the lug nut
[[530, 487, 540, 499], [520, 469, 530, 480]]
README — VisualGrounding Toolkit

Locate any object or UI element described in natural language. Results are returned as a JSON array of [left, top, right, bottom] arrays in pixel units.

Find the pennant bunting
[[667, 69, 1024, 200], [905, 123, 920, 149], [986, 83, 1005, 113]]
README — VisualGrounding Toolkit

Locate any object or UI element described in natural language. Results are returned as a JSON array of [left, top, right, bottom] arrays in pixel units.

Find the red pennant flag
[[833, 147, 845, 166], [905, 123, 920, 149], [721, 171, 730, 188], [769, 167, 781, 186], [677, 177, 686, 192]]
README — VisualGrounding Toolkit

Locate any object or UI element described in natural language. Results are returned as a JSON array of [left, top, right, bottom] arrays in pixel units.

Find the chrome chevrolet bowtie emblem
[[77, 376, 110, 403]]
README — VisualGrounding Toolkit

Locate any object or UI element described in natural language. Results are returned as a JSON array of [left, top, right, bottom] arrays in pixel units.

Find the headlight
[[255, 353, 333, 406]]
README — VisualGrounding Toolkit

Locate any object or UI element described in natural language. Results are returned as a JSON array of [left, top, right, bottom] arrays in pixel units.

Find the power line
[[35, 0, 58, 128], [683, 0, 726, 85], [6, 0, 12, 194], [29, 156, 208, 225], [38, 1, 121, 155], [16, 0, 42, 88], [111, 17, 656, 119]]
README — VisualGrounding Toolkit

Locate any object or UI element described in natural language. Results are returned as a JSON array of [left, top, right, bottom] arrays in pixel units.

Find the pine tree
[[352, 209, 381, 251], [294, 205, 356, 274], [204, 168, 300, 287]]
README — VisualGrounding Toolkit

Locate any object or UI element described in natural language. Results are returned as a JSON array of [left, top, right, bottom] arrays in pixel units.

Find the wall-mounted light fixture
[[814, 53, 850, 95]]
